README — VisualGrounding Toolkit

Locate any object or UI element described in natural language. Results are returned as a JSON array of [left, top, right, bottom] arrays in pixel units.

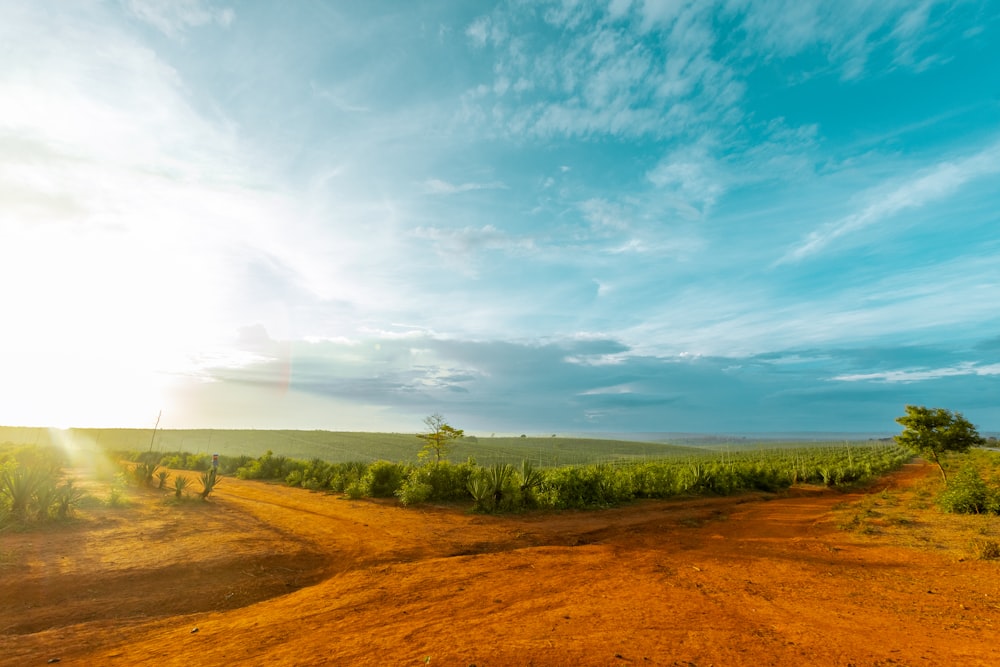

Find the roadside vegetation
[[830, 406, 1000, 561], [113, 436, 913, 511], [5, 405, 995, 519], [0, 445, 84, 528], [835, 448, 1000, 560]]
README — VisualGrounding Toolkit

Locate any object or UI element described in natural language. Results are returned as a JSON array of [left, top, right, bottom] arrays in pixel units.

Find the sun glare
[[0, 348, 171, 429], [45, 426, 120, 481]]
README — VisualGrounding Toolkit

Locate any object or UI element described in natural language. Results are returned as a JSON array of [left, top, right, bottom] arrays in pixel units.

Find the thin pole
[[148, 410, 162, 452]]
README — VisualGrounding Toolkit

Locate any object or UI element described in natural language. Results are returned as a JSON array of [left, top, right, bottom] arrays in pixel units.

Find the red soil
[[2, 462, 999, 666]]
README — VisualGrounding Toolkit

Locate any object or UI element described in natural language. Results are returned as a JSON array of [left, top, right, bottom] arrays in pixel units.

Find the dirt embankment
[[2, 462, 999, 666]]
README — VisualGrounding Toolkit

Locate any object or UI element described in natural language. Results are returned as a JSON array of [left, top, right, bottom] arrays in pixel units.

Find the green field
[[0, 426, 709, 466], [1, 425, 894, 468]]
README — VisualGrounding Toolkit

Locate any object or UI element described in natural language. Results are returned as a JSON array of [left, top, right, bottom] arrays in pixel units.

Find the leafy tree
[[895, 405, 985, 482], [416, 413, 463, 465]]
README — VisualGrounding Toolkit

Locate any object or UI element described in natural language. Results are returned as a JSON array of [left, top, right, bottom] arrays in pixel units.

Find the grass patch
[[970, 538, 1000, 560]]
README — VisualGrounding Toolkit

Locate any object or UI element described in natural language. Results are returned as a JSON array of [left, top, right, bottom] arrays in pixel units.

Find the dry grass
[[833, 463, 1000, 560]]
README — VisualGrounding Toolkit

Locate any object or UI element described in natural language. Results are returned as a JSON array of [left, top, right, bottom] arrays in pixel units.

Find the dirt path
[[2, 463, 999, 666]]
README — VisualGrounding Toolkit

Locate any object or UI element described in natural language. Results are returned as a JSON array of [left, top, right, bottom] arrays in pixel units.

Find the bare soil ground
[[2, 461, 999, 666]]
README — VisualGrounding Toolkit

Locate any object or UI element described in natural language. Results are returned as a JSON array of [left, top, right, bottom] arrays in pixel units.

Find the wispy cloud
[[725, 0, 958, 80], [464, 2, 741, 141], [833, 362, 1000, 383], [779, 138, 1000, 264], [579, 198, 631, 231], [422, 178, 508, 195], [647, 144, 725, 216], [412, 224, 535, 262], [309, 81, 370, 113], [124, 0, 234, 38]]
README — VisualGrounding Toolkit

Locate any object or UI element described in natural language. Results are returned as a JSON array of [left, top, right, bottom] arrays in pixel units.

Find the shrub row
[[111, 449, 251, 476], [202, 443, 914, 512]]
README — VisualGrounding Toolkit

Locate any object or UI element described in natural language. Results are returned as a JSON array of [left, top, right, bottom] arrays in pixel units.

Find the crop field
[[0, 425, 711, 465], [0, 425, 888, 467]]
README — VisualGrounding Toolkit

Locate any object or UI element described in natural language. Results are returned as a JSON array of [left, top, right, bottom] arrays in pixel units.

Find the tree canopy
[[894, 405, 985, 482], [416, 413, 463, 465]]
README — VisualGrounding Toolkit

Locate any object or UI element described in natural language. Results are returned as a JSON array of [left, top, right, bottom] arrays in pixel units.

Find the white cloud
[[833, 362, 1000, 383], [466, 1, 741, 141], [578, 383, 636, 395], [413, 224, 534, 254], [423, 178, 508, 195], [722, 0, 954, 80], [779, 139, 1000, 263], [647, 145, 725, 215], [580, 198, 631, 230], [619, 249, 1000, 360], [465, 16, 490, 47]]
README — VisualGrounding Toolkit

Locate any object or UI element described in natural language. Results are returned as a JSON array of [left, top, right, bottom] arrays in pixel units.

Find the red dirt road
[[2, 462, 999, 666]]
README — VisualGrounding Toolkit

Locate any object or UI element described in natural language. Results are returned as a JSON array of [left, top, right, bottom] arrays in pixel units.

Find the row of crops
[[2, 434, 913, 520], [134, 441, 913, 511]]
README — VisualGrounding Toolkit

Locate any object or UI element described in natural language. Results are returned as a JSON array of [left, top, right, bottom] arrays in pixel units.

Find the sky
[[1, 0, 999, 436]]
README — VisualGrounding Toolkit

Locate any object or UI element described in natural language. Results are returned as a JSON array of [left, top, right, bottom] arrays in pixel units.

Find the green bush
[[631, 462, 680, 498], [363, 460, 409, 497], [394, 462, 477, 505], [396, 479, 433, 506], [327, 461, 368, 493], [236, 450, 296, 480], [938, 466, 998, 514], [537, 464, 633, 509]]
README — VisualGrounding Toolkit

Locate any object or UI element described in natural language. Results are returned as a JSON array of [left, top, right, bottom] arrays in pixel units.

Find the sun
[[0, 340, 172, 429], [1, 218, 227, 429]]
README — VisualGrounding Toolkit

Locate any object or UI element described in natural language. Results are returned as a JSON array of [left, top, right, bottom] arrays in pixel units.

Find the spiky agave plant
[[174, 475, 192, 499], [486, 463, 515, 511], [55, 479, 85, 519], [199, 468, 220, 500], [32, 478, 59, 521], [156, 470, 170, 490], [518, 460, 544, 492], [467, 475, 492, 512], [0, 464, 54, 523], [131, 459, 161, 488]]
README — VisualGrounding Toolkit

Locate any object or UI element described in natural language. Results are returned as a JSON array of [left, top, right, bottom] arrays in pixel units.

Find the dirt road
[[2, 462, 998, 666]]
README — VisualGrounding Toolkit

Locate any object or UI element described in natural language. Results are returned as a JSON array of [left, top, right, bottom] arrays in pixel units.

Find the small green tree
[[895, 405, 985, 482], [416, 413, 464, 465]]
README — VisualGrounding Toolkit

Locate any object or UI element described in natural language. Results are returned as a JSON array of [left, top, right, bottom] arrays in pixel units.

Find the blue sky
[[1, 0, 999, 435]]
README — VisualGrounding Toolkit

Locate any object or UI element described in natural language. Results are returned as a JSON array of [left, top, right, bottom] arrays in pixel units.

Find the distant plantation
[[0, 426, 708, 467], [1, 425, 917, 515]]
